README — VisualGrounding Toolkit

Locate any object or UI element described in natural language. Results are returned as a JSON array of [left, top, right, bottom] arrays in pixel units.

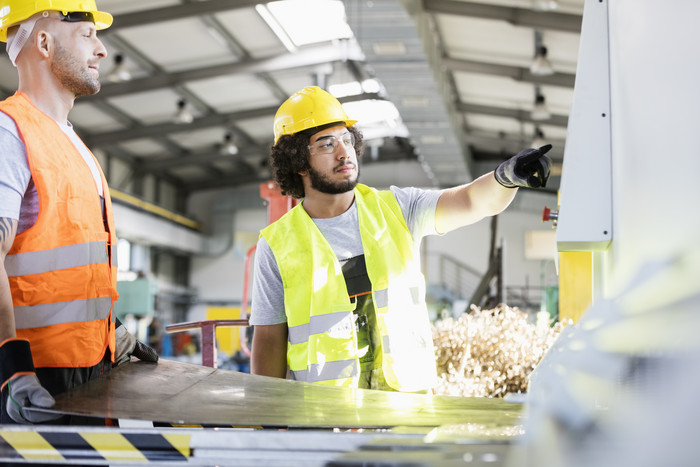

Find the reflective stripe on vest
[[372, 286, 421, 309], [5, 241, 109, 277], [0, 92, 118, 368], [262, 184, 438, 391], [287, 310, 353, 345], [290, 359, 358, 383], [14, 297, 113, 329]]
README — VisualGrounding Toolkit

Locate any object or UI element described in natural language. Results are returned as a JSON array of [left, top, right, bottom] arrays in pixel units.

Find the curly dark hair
[[269, 125, 364, 199]]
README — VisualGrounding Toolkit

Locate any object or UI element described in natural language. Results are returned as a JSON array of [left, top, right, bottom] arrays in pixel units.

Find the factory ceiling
[[0, 0, 583, 205]]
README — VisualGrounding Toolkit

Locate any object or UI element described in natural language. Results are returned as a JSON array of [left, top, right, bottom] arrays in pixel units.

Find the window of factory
[[117, 238, 132, 274]]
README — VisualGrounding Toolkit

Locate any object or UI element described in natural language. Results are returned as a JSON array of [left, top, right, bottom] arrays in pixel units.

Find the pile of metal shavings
[[432, 304, 567, 398]]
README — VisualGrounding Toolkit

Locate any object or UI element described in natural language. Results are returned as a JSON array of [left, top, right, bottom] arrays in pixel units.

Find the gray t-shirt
[[0, 110, 103, 234], [249, 186, 443, 325]]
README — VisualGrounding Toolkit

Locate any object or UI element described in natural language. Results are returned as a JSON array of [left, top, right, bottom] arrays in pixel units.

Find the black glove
[[0, 338, 61, 424], [114, 318, 159, 366], [494, 144, 553, 188]]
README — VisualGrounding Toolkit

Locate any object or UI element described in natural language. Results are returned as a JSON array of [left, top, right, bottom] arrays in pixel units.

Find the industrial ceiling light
[[329, 81, 363, 98], [531, 89, 551, 121], [107, 53, 131, 83], [530, 31, 555, 76], [173, 99, 194, 125], [531, 126, 547, 148], [530, 45, 555, 76], [221, 132, 239, 156], [532, 0, 558, 11]]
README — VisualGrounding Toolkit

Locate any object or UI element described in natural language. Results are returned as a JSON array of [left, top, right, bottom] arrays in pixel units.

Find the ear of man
[[36, 26, 55, 60]]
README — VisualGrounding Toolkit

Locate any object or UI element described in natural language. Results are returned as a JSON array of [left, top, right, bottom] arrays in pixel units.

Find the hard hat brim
[[0, 9, 113, 42], [92, 11, 113, 30]]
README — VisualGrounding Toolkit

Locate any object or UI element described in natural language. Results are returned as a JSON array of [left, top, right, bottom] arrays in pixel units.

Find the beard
[[308, 162, 360, 195], [50, 40, 101, 97]]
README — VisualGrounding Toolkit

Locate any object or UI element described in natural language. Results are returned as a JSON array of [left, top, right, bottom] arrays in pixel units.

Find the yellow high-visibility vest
[[262, 184, 437, 392]]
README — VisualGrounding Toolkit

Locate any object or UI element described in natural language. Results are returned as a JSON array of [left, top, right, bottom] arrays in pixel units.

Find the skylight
[[329, 79, 382, 98], [263, 0, 353, 48], [343, 99, 409, 140], [343, 100, 400, 126]]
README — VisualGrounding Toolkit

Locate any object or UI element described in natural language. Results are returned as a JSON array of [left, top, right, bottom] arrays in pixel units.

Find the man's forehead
[[312, 126, 349, 141]]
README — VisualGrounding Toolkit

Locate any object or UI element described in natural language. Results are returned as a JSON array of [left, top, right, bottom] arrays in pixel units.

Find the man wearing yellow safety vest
[[0, 0, 157, 426], [250, 86, 552, 392]]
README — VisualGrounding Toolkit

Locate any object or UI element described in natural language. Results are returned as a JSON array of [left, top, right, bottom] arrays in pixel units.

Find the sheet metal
[[42, 360, 523, 430]]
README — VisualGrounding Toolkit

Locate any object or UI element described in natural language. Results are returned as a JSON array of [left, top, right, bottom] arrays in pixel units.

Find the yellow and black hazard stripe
[[0, 430, 191, 463]]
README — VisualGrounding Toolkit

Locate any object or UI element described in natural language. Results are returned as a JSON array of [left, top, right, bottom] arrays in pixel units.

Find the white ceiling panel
[[455, 72, 534, 107], [267, 68, 328, 97], [168, 127, 228, 150], [118, 18, 235, 72], [536, 84, 576, 114], [166, 165, 214, 181], [466, 114, 528, 134], [438, 15, 535, 66], [107, 88, 194, 125], [98, 0, 179, 15], [187, 74, 279, 113], [118, 138, 169, 157], [235, 117, 276, 142], [215, 8, 287, 58]]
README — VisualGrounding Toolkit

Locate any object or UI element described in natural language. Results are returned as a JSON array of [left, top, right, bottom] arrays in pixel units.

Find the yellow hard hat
[[273, 86, 357, 144], [0, 0, 113, 42]]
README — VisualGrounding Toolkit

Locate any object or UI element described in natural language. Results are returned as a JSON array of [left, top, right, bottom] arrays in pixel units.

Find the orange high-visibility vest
[[0, 92, 117, 368]]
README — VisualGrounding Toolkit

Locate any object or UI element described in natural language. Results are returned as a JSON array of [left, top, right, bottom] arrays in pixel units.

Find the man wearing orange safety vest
[[0, 0, 157, 426], [249, 86, 553, 392]]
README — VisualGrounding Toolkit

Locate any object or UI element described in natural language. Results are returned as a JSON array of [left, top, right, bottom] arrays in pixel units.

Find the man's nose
[[336, 141, 350, 159], [95, 37, 108, 59]]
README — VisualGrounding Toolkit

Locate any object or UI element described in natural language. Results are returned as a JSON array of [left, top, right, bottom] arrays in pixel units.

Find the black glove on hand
[[0, 338, 61, 424], [494, 144, 553, 189], [114, 318, 159, 366]]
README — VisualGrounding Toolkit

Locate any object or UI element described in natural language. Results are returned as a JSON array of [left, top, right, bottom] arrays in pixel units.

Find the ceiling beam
[[92, 51, 564, 106], [456, 102, 569, 128], [184, 173, 268, 192], [82, 93, 381, 148], [82, 105, 278, 147], [84, 44, 365, 101], [442, 57, 576, 88], [422, 0, 582, 33], [465, 132, 566, 161], [142, 147, 264, 171], [105, 0, 261, 31]]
